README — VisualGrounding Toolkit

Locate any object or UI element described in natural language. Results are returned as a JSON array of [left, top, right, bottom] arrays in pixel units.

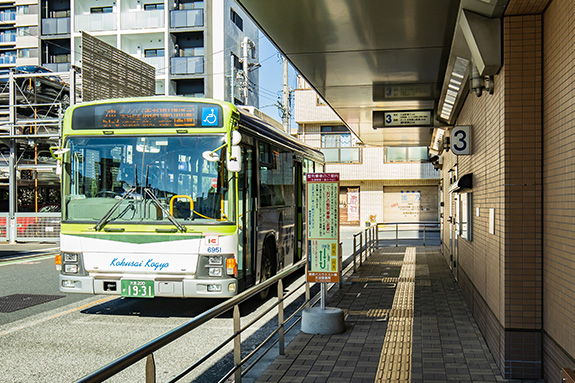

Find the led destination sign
[[71, 102, 224, 129]]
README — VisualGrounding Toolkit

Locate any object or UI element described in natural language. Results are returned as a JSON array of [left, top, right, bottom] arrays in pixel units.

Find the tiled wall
[[441, 12, 544, 380], [542, 0, 575, 380]]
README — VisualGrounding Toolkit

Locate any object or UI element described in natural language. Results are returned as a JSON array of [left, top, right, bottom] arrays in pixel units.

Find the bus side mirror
[[227, 145, 242, 173]]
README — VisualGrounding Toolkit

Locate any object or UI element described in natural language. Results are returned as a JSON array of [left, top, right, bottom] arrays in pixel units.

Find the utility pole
[[240, 37, 258, 105], [282, 57, 290, 131]]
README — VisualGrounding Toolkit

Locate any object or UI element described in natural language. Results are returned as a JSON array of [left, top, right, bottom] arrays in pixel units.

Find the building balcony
[[0, 33, 15, 43], [142, 56, 165, 73], [170, 56, 203, 75], [0, 12, 15, 23], [121, 10, 164, 30], [74, 13, 116, 32], [42, 17, 71, 35], [170, 9, 203, 28], [43, 63, 71, 72], [0, 55, 15, 64]]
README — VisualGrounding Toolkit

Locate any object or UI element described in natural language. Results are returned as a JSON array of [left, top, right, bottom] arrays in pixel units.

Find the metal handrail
[[376, 221, 440, 247], [77, 259, 332, 383]]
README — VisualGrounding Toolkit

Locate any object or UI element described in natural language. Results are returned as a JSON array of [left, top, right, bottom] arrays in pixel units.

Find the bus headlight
[[208, 267, 222, 277], [208, 255, 223, 265], [61, 252, 85, 275], [63, 253, 78, 262]]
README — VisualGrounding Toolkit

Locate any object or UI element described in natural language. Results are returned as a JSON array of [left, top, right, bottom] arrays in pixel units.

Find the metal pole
[[230, 54, 235, 103], [338, 242, 343, 290], [423, 224, 426, 246], [233, 305, 241, 383], [278, 279, 284, 355], [321, 283, 326, 310], [8, 71, 16, 243], [395, 224, 399, 247], [376, 224, 379, 249], [359, 232, 363, 266], [353, 235, 357, 272], [145, 354, 156, 383]]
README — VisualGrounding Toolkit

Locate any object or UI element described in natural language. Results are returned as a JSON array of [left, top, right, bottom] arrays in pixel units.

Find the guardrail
[[349, 222, 440, 272], [77, 259, 332, 383]]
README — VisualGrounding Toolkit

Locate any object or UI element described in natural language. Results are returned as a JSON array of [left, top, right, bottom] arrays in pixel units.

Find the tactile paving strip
[[375, 247, 416, 383], [0, 294, 64, 313]]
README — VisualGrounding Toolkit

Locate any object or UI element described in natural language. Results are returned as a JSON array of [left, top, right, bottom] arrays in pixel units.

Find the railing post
[[145, 354, 156, 383], [339, 242, 343, 289], [305, 280, 311, 309], [353, 235, 357, 272], [359, 232, 363, 266], [376, 224, 379, 249], [278, 279, 285, 355], [233, 305, 242, 383], [423, 224, 426, 246], [395, 224, 399, 247]]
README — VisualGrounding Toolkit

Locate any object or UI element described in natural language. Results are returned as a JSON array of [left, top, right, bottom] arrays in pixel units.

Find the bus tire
[[258, 239, 277, 301]]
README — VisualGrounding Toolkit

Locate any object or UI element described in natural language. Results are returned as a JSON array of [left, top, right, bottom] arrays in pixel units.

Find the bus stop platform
[[255, 246, 542, 383]]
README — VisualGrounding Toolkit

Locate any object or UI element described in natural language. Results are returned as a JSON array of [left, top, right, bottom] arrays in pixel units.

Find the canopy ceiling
[[236, 0, 508, 146]]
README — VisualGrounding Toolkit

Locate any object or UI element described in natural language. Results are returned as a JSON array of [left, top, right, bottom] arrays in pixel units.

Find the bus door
[[295, 161, 303, 261], [238, 146, 256, 289]]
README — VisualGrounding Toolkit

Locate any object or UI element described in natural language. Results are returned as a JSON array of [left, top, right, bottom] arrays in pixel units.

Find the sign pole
[[301, 173, 344, 334]]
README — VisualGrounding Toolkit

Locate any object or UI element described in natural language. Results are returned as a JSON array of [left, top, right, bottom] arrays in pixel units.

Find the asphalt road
[[0, 226, 371, 382]]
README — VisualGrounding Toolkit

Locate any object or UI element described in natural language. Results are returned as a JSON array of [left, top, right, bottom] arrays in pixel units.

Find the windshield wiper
[[94, 186, 137, 231], [144, 188, 187, 233]]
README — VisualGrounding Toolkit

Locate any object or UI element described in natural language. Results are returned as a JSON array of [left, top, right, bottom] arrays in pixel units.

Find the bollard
[[278, 279, 285, 355]]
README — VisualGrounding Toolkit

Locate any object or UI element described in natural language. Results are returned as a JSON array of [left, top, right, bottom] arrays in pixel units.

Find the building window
[[49, 53, 71, 63], [17, 48, 30, 58], [385, 147, 428, 162], [231, 53, 242, 70], [320, 126, 361, 163], [50, 10, 70, 18], [17, 5, 29, 15], [17, 27, 28, 37], [91, 6, 113, 14], [145, 48, 164, 57], [230, 9, 243, 31], [179, 0, 204, 10], [144, 3, 164, 10]]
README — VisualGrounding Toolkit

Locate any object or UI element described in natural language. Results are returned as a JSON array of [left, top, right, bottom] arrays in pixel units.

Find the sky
[[255, 31, 298, 128]]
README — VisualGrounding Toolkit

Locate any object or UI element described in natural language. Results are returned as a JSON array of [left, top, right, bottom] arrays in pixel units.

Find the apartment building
[[2, 0, 259, 103], [294, 75, 440, 226]]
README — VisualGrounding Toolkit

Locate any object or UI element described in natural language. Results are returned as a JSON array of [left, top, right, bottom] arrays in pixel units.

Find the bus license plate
[[121, 280, 154, 298]]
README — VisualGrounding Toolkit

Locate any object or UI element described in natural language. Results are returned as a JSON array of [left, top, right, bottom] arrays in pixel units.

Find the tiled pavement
[[255, 246, 542, 383]]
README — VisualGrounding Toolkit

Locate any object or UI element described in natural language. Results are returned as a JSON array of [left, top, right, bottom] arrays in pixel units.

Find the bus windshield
[[63, 135, 234, 225]]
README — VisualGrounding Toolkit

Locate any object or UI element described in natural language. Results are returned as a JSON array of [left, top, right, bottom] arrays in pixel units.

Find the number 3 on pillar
[[450, 126, 472, 155]]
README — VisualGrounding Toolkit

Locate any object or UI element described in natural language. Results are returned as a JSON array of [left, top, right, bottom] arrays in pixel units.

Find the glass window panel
[[340, 147, 360, 163], [321, 148, 339, 163], [386, 147, 407, 162], [408, 146, 428, 161]]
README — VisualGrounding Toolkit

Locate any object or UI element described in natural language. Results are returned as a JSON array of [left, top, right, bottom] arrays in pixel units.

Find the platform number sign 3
[[450, 126, 472, 155]]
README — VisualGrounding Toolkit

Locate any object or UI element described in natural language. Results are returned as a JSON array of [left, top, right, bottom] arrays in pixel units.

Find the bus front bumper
[[59, 274, 239, 298]]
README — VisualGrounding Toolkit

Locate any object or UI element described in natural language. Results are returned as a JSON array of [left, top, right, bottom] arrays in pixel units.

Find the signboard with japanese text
[[306, 173, 340, 283]]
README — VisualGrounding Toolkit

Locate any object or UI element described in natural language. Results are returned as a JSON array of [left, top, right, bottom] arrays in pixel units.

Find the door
[[238, 146, 256, 288], [450, 192, 459, 280]]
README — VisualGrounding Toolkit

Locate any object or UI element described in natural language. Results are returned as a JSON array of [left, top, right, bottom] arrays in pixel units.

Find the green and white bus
[[55, 97, 324, 298]]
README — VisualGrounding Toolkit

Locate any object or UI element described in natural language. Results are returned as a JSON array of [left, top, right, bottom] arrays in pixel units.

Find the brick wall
[[543, 0, 575, 380]]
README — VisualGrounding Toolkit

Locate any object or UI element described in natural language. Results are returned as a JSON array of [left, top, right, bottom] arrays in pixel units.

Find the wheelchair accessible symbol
[[201, 108, 219, 126]]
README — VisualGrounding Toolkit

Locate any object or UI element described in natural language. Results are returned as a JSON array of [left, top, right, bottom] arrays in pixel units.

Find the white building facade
[[294, 76, 441, 226], [1, 0, 259, 104]]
